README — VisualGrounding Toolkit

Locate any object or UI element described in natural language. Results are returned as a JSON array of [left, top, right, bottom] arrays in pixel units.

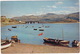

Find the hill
[[12, 12, 79, 23]]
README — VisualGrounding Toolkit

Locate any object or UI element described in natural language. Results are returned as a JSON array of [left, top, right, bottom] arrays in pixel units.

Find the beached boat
[[12, 26, 17, 28], [72, 40, 80, 47], [59, 40, 69, 46], [43, 28, 69, 46], [43, 38, 69, 46], [1, 40, 11, 49], [11, 36, 19, 42], [11, 36, 20, 43]]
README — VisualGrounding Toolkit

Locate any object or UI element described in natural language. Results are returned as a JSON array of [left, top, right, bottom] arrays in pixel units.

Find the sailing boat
[[43, 28, 69, 46], [59, 28, 70, 46]]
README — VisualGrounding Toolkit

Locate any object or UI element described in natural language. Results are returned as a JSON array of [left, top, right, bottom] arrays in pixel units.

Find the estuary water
[[1, 23, 79, 46]]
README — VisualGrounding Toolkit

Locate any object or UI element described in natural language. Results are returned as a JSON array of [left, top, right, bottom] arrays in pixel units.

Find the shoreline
[[1, 22, 79, 27], [1, 43, 80, 53]]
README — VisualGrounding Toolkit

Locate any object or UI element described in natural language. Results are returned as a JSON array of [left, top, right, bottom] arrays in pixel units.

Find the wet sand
[[1, 43, 80, 53]]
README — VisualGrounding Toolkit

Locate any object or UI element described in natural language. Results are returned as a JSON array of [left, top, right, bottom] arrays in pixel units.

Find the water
[[1, 23, 79, 47]]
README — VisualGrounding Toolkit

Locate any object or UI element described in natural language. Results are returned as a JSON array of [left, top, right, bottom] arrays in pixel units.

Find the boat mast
[[62, 28, 64, 40]]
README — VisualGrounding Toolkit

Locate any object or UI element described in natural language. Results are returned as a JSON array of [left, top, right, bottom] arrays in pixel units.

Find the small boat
[[11, 36, 19, 42], [8, 29, 11, 31], [60, 40, 70, 46], [32, 26, 34, 27], [39, 29, 44, 31], [72, 40, 80, 47], [43, 28, 69, 46], [11, 36, 20, 43], [34, 29, 37, 30], [43, 38, 69, 46], [12, 26, 17, 28], [25, 26, 28, 28], [45, 26, 50, 28], [1, 40, 11, 49], [39, 27, 41, 28]]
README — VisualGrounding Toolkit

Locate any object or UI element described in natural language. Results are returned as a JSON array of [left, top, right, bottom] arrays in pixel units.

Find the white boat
[[1, 42, 11, 49]]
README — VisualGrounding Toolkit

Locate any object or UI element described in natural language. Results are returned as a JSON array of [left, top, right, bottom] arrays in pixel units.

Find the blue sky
[[1, 0, 79, 18]]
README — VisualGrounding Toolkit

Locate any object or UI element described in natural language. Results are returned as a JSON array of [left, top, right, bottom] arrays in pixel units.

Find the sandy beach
[[1, 43, 80, 53]]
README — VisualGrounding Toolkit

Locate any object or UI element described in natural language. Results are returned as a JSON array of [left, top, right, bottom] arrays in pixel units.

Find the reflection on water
[[1, 23, 79, 47]]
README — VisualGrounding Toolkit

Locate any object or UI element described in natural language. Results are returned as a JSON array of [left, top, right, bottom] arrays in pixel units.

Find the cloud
[[63, 6, 79, 11], [49, 10, 78, 14], [75, 2, 79, 5], [55, 2, 63, 5]]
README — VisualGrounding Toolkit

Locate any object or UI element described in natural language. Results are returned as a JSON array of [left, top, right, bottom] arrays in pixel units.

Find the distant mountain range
[[12, 12, 79, 22]]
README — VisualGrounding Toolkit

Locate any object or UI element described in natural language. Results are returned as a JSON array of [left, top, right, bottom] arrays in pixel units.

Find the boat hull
[[1, 42, 11, 49], [43, 38, 69, 46]]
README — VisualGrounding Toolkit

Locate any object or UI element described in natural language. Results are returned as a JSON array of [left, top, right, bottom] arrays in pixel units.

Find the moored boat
[[34, 29, 37, 30], [12, 26, 17, 28], [39, 27, 41, 28], [8, 29, 11, 31], [45, 26, 50, 28], [39, 29, 44, 31]]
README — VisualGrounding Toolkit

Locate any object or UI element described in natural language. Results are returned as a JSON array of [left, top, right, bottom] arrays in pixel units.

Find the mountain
[[12, 12, 79, 22], [66, 12, 79, 21]]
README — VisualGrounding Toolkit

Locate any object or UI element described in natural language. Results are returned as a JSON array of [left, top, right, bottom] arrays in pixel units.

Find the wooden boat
[[11, 36, 20, 43], [39, 29, 44, 31], [39, 27, 41, 28], [43, 37, 69, 46], [1, 42, 11, 49], [8, 29, 11, 31], [34, 29, 37, 30], [59, 40, 69, 46], [72, 40, 80, 47], [45, 26, 50, 28], [43, 38, 57, 43], [11, 36, 18, 42], [43, 28, 69, 46], [12, 26, 17, 28], [1, 40, 11, 49]]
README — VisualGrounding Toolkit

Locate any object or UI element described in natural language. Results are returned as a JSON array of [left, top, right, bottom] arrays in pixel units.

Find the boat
[[43, 28, 69, 46], [12, 26, 17, 28], [39, 27, 41, 28], [39, 29, 44, 31], [1, 40, 11, 49], [11, 36, 20, 43], [72, 40, 80, 47], [8, 29, 11, 31], [59, 40, 69, 46], [43, 38, 69, 46], [34, 29, 37, 30], [45, 26, 50, 28]]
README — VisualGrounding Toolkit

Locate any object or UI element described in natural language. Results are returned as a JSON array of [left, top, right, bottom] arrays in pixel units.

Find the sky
[[1, 0, 79, 18]]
